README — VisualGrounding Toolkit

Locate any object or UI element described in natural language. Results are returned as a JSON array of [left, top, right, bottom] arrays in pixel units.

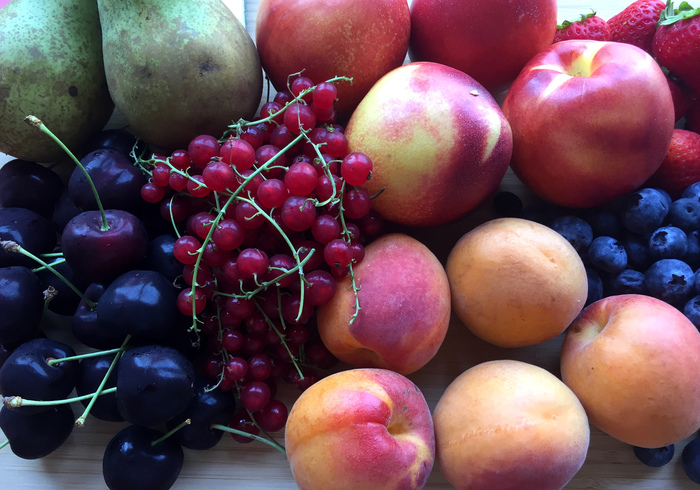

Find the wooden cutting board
[[1, 0, 698, 488]]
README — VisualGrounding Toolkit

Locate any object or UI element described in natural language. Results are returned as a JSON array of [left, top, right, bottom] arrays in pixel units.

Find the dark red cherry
[[102, 424, 184, 490], [0, 338, 79, 414], [0, 266, 44, 346], [0, 207, 57, 268], [0, 403, 74, 459], [76, 353, 123, 423], [61, 209, 149, 284], [116, 345, 195, 427], [71, 283, 127, 350], [0, 159, 64, 218]]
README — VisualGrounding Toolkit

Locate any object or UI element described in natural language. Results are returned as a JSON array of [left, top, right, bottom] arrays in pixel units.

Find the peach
[[317, 233, 450, 375], [433, 360, 590, 490], [345, 61, 513, 228], [446, 217, 588, 348], [284, 368, 435, 490], [561, 294, 700, 448]]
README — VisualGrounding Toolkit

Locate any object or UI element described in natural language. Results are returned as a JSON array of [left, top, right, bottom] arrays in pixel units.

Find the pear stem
[[24, 115, 110, 231]]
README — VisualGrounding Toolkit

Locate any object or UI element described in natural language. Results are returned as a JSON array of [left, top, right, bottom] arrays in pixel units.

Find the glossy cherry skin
[[102, 424, 184, 490], [71, 283, 127, 350], [0, 343, 11, 370], [0, 207, 57, 268], [76, 353, 123, 422], [0, 403, 74, 459], [69, 149, 147, 213], [116, 345, 195, 427], [82, 128, 148, 158], [52, 188, 83, 234], [97, 270, 179, 343], [146, 234, 182, 283], [0, 266, 44, 345], [165, 376, 237, 450], [0, 338, 79, 414], [0, 160, 64, 218], [36, 259, 90, 316], [61, 209, 149, 284]]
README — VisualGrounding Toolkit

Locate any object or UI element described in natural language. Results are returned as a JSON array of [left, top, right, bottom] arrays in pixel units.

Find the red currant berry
[[240, 126, 265, 150], [177, 287, 206, 316], [151, 164, 171, 187], [312, 81, 338, 110], [284, 161, 318, 196], [237, 248, 269, 278], [212, 218, 244, 251], [341, 152, 373, 186], [140, 182, 166, 203], [190, 211, 216, 239], [173, 235, 201, 264], [235, 200, 266, 229], [324, 130, 348, 159], [324, 238, 353, 268], [290, 76, 314, 102], [188, 134, 220, 169], [168, 172, 189, 192], [228, 411, 260, 443], [305, 270, 337, 306], [274, 90, 294, 106], [257, 178, 288, 209], [281, 195, 317, 232], [256, 399, 288, 433], [265, 253, 297, 288], [343, 188, 372, 219], [311, 214, 341, 244], [225, 296, 255, 320], [186, 174, 211, 198], [222, 328, 245, 352], [269, 123, 302, 154], [280, 292, 314, 326], [284, 102, 316, 135], [259, 100, 284, 125], [220, 137, 256, 171], [170, 149, 191, 170], [202, 161, 236, 192], [224, 356, 248, 382], [255, 144, 286, 178], [240, 381, 271, 412], [247, 353, 273, 381]]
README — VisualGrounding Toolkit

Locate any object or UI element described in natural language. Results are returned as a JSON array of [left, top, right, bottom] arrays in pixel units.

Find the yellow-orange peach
[[285, 368, 435, 490], [433, 360, 590, 490], [561, 294, 700, 448], [317, 233, 451, 375], [446, 217, 587, 348]]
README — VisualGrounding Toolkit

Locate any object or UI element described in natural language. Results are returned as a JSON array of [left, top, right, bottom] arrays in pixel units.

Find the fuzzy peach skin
[[446, 217, 588, 348], [502, 40, 675, 208], [345, 61, 513, 228], [433, 360, 590, 490], [284, 368, 435, 490], [561, 294, 700, 448], [255, 0, 410, 118], [409, 0, 557, 94], [317, 233, 451, 375]]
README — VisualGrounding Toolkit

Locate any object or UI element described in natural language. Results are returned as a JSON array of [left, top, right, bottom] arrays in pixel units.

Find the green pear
[[97, 0, 263, 151], [0, 0, 114, 163]]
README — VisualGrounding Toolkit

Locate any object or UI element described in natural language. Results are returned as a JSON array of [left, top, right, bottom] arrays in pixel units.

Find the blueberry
[[648, 226, 688, 260], [682, 438, 700, 484], [644, 259, 695, 306], [653, 188, 673, 209], [621, 233, 652, 271], [587, 236, 627, 275], [668, 198, 700, 232], [619, 188, 670, 234], [610, 269, 646, 296], [493, 191, 523, 218], [681, 181, 700, 201], [585, 267, 604, 306], [582, 209, 622, 239], [695, 269, 700, 295], [683, 295, 700, 329], [550, 215, 593, 253], [633, 444, 674, 467], [685, 230, 700, 270]]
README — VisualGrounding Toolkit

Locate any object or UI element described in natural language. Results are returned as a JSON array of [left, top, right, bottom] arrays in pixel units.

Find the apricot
[[433, 360, 590, 490], [446, 217, 588, 347]]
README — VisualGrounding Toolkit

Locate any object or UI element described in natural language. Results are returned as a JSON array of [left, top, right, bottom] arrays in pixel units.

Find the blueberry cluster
[[496, 183, 700, 331]]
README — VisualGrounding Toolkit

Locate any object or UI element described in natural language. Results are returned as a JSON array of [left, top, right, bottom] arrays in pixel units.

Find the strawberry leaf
[[658, 0, 700, 25], [557, 9, 596, 29]]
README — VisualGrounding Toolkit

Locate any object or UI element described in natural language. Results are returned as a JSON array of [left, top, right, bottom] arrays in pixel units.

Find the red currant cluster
[[136, 74, 383, 440]]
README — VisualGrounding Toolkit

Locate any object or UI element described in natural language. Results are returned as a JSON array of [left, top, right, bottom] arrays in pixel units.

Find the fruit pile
[[0, 74, 384, 487]]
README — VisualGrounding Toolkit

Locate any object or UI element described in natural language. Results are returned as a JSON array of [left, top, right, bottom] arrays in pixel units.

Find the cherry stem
[[0, 240, 96, 309], [151, 419, 191, 447], [48, 346, 123, 366], [3, 387, 117, 409], [0, 439, 8, 451], [75, 335, 131, 427], [24, 115, 109, 231], [211, 423, 286, 454], [33, 258, 67, 273]]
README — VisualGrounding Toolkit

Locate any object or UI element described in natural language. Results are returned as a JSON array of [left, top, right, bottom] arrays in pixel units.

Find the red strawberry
[[608, 0, 666, 53], [665, 70, 694, 122], [553, 11, 612, 42], [646, 129, 700, 198], [654, 1, 700, 95]]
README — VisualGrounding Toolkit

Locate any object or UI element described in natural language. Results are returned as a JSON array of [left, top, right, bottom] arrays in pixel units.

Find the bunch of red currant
[[135, 74, 383, 440]]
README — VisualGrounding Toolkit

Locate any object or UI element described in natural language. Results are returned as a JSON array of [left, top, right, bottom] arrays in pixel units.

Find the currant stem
[[0, 240, 96, 309], [24, 115, 110, 231], [3, 387, 117, 409], [75, 335, 131, 427], [211, 423, 286, 454], [255, 295, 304, 381], [151, 419, 191, 446]]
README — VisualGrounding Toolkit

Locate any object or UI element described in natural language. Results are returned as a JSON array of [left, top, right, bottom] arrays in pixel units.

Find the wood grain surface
[[2, 0, 698, 489]]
